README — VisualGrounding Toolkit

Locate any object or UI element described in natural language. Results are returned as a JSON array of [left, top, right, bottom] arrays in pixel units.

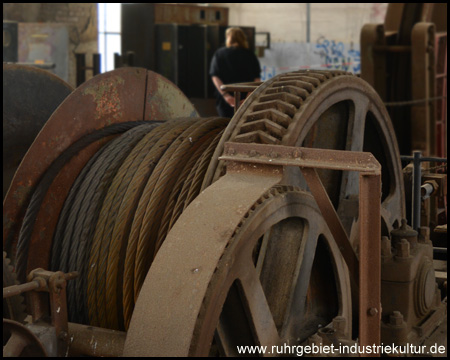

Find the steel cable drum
[[3, 64, 74, 199], [53, 122, 162, 326], [3, 67, 198, 280], [42, 116, 228, 330]]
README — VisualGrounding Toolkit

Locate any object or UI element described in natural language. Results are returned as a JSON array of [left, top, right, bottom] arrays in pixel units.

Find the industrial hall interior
[[3, 3, 447, 357]]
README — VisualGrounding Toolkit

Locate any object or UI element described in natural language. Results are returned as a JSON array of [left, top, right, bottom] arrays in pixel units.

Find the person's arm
[[211, 76, 235, 107]]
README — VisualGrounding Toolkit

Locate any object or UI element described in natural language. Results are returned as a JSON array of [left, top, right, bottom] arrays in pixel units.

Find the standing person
[[210, 27, 261, 118]]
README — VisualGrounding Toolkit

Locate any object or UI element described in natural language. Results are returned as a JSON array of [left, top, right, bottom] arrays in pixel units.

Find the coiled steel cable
[[156, 127, 222, 249], [92, 119, 197, 329], [14, 121, 153, 283], [184, 129, 225, 212], [52, 144, 109, 274], [133, 117, 228, 301], [102, 119, 198, 329], [170, 129, 224, 230], [86, 121, 174, 327], [149, 118, 228, 257], [102, 121, 189, 329], [16, 116, 230, 331], [60, 123, 160, 324]]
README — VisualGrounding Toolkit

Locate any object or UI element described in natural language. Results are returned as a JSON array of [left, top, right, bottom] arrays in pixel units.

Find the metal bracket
[[220, 142, 382, 353], [220, 81, 262, 113]]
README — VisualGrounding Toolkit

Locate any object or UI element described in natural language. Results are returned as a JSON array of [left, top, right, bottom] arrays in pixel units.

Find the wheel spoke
[[347, 95, 370, 152], [238, 258, 281, 349], [282, 222, 322, 337], [337, 95, 370, 228]]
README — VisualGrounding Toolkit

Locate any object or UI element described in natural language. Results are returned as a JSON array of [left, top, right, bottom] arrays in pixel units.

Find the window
[[98, 3, 121, 73]]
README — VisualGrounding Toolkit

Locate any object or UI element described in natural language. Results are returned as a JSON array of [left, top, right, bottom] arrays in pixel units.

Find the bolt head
[[395, 238, 410, 258], [389, 311, 404, 326]]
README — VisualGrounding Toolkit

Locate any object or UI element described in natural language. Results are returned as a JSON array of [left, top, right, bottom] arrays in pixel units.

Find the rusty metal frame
[[411, 22, 436, 156], [220, 82, 262, 113], [434, 32, 447, 158], [220, 142, 382, 355], [3, 269, 75, 356], [3, 268, 125, 357], [361, 13, 442, 158]]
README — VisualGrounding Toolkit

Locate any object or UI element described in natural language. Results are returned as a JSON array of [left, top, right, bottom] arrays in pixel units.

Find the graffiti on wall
[[258, 40, 361, 81], [314, 36, 361, 73], [260, 65, 278, 81]]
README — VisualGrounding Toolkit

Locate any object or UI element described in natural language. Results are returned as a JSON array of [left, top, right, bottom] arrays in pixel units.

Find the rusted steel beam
[[411, 22, 436, 156], [359, 173, 381, 356], [300, 167, 359, 286], [220, 142, 380, 174]]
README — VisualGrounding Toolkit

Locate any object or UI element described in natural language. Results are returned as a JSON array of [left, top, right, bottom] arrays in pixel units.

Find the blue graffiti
[[315, 37, 360, 73], [347, 48, 361, 73], [260, 65, 277, 81]]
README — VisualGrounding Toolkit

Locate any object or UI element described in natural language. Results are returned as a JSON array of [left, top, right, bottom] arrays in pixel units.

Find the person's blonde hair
[[226, 27, 249, 49]]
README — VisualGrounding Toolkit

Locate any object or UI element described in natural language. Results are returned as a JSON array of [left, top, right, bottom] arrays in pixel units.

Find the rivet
[[269, 152, 279, 159], [368, 308, 378, 316]]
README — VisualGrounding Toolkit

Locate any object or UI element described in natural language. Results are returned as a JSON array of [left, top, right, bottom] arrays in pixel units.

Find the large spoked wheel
[[197, 187, 352, 356], [208, 71, 405, 239], [124, 183, 351, 356], [125, 71, 406, 356]]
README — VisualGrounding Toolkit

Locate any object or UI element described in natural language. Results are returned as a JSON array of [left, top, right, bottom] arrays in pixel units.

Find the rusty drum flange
[[3, 67, 198, 276]]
